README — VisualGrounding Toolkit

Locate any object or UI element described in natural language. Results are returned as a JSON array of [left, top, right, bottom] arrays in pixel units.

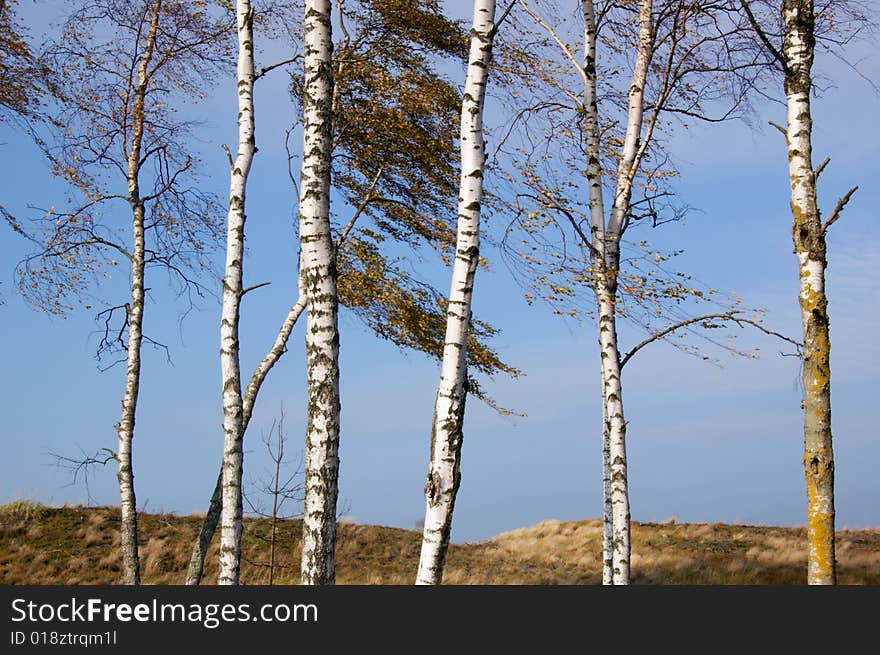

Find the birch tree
[[739, 0, 867, 585], [416, 0, 508, 586], [9, 0, 229, 584], [217, 0, 258, 586], [297, 0, 340, 585], [185, 0, 520, 585], [505, 0, 770, 583]]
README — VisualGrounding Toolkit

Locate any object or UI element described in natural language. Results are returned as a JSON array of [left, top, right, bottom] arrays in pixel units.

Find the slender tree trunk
[[782, 0, 835, 585], [116, 203, 145, 586], [596, 278, 630, 583], [298, 0, 340, 586], [594, 0, 652, 585], [185, 294, 306, 585], [415, 0, 497, 586], [115, 0, 162, 586], [601, 405, 613, 584], [580, 0, 614, 586], [269, 430, 282, 585], [185, 470, 222, 585], [217, 0, 257, 587]]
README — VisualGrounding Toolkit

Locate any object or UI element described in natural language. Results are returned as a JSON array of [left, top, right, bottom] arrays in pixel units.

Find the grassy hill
[[1, 501, 878, 584]]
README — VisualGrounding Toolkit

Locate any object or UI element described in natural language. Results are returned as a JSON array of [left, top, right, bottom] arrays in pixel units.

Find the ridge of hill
[[2, 502, 878, 584]]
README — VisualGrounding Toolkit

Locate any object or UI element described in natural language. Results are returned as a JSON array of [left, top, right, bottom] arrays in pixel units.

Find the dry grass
[[1, 503, 878, 585]]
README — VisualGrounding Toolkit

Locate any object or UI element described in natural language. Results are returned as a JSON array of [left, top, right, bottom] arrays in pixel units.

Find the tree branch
[[489, 1, 517, 40], [821, 186, 858, 234], [241, 281, 272, 297], [254, 55, 301, 82], [768, 120, 787, 137], [620, 311, 802, 370], [335, 166, 383, 252], [739, 0, 788, 72]]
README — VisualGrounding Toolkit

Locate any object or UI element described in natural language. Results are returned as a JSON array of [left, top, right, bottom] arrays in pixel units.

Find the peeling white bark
[[217, 0, 257, 586], [416, 0, 497, 586], [782, 0, 835, 585], [299, 0, 340, 586]]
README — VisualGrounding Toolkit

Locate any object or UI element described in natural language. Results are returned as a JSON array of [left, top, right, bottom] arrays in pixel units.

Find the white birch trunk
[[595, 0, 652, 585], [580, 0, 614, 586], [185, 293, 306, 585], [415, 0, 497, 586], [298, 0, 340, 586], [115, 0, 162, 586], [217, 0, 257, 586], [782, 0, 835, 585], [117, 204, 145, 587]]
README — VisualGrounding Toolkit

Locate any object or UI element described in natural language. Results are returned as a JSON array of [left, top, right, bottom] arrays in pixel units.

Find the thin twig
[[241, 281, 272, 297], [768, 120, 787, 137], [336, 166, 383, 252], [821, 186, 858, 234], [254, 55, 300, 82]]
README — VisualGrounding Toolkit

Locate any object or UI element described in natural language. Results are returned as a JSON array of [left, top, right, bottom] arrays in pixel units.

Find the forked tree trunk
[[185, 293, 306, 585], [217, 0, 257, 586], [415, 0, 497, 586], [115, 0, 162, 586], [298, 0, 340, 586], [581, 0, 652, 586], [781, 0, 835, 585]]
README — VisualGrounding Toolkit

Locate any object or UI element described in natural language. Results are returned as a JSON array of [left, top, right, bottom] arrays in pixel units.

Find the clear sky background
[[1, 1, 877, 543]]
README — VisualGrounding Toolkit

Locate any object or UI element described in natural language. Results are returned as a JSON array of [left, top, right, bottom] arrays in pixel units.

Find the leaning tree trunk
[[298, 0, 340, 586], [114, 0, 162, 586], [415, 0, 497, 586], [782, 0, 835, 585], [217, 0, 257, 587]]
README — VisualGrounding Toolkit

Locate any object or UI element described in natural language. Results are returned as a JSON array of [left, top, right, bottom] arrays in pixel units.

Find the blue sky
[[1, 1, 877, 543]]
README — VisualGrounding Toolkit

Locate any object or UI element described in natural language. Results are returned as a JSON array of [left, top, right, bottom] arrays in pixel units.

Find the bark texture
[[115, 0, 163, 586], [782, 0, 835, 585], [581, 0, 614, 587], [579, 0, 652, 585], [298, 0, 340, 586], [184, 292, 306, 585], [415, 0, 497, 586], [217, 0, 257, 586]]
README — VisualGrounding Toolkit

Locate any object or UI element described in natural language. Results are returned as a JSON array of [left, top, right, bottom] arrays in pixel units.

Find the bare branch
[[814, 157, 831, 179], [489, 1, 517, 40], [620, 310, 802, 369], [739, 0, 788, 72], [768, 120, 787, 137], [221, 143, 234, 169], [335, 166, 383, 252], [518, 0, 588, 90], [241, 281, 272, 298], [254, 55, 301, 81], [821, 186, 858, 234]]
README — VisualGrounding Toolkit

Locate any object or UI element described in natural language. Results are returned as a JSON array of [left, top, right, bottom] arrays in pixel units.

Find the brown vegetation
[[0, 502, 878, 585]]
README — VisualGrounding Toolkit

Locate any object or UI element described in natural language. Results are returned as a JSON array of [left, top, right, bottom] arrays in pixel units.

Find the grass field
[[1, 501, 878, 584]]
